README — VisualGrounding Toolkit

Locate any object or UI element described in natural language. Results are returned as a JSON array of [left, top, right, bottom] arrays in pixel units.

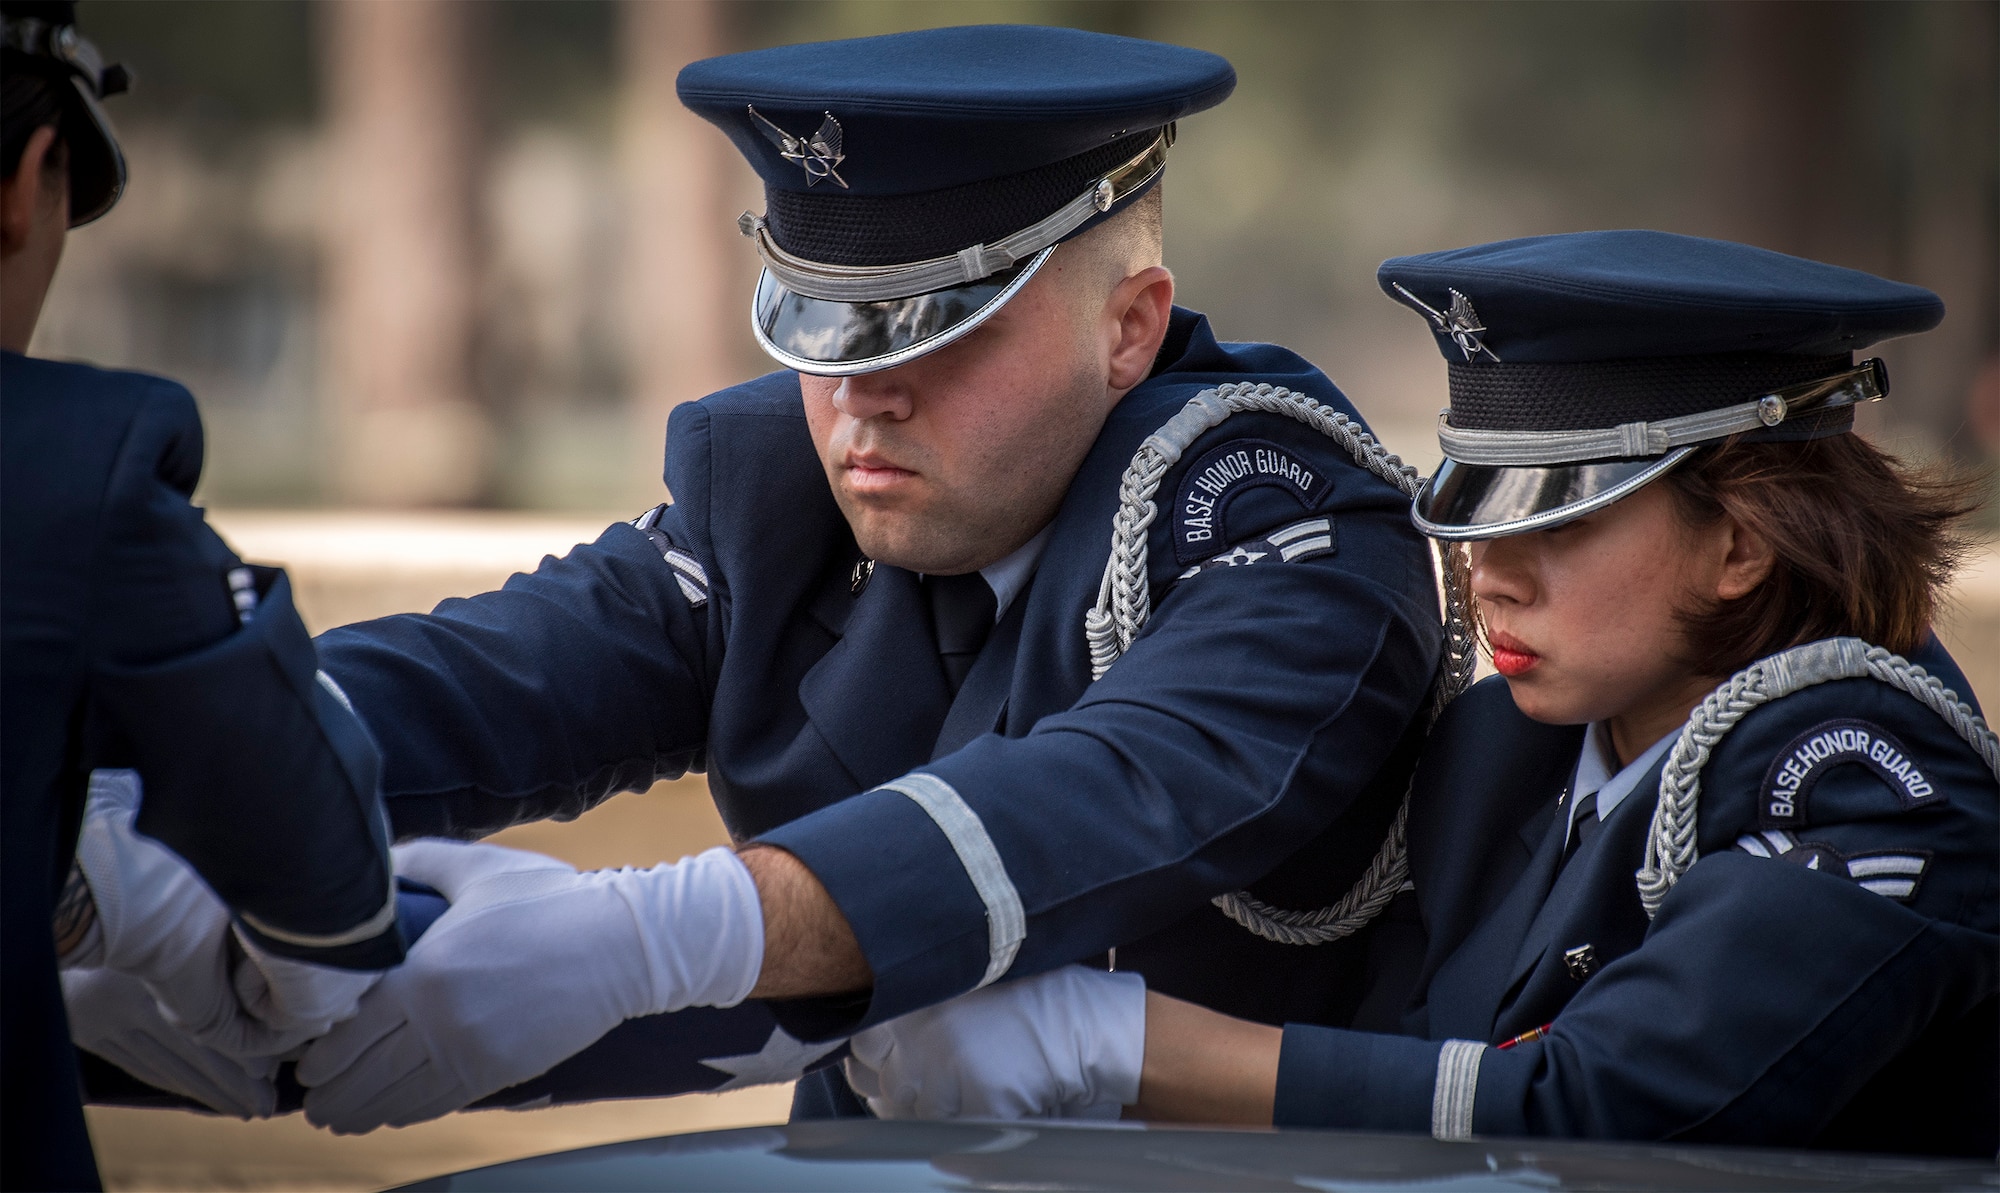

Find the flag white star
[[699, 1026, 846, 1091]]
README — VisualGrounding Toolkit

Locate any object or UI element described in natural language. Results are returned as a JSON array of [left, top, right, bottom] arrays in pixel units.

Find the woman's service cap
[[1379, 230, 1944, 540], [1, 0, 130, 226], [678, 25, 1234, 375]]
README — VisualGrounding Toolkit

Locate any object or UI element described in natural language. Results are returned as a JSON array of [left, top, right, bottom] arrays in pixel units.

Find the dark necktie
[[1562, 791, 1600, 865], [926, 572, 997, 697]]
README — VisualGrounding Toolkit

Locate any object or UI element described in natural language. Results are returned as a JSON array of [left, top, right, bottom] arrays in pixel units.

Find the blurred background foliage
[[34, 0, 1997, 513]]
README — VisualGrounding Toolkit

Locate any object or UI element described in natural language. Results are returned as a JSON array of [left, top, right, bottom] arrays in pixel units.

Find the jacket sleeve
[[1273, 674, 2000, 1147], [760, 424, 1443, 1032], [314, 405, 722, 841], [86, 380, 402, 967], [1276, 859, 1997, 1143]]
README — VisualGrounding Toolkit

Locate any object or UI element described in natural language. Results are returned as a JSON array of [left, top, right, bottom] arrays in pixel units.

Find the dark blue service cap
[[678, 25, 1234, 375], [2, 0, 130, 225], [1379, 230, 1944, 539]]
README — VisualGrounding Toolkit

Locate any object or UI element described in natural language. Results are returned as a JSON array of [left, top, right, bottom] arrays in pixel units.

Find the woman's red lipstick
[[1488, 630, 1541, 678]]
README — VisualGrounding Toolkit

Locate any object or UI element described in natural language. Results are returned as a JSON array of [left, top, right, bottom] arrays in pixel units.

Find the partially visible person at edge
[[843, 231, 1999, 1157], [2, 4, 410, 1187], [213, 26, 1449, 1133]]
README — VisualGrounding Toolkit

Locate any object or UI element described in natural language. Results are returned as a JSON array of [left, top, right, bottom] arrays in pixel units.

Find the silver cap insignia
[[748, 106, 848, 189], [1392, 283, 1501, 363]]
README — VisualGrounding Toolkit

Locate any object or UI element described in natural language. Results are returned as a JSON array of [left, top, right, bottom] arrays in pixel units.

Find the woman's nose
[[1469, 539, 1535, 607]]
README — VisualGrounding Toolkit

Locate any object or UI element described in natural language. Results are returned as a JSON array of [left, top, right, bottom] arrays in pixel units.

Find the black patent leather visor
[[750, 247, 1051, 376], [65, 77, 126, 227], [1412, 447, 1694, 540]]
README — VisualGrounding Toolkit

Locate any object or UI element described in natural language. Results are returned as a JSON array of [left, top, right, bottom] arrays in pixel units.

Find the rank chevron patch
[[1176, 516, 1336, 580]]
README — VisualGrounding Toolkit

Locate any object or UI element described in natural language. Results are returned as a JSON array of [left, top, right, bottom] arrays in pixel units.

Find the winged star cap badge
[[1392, 282, 1501, 362], [747, 105, 847, 189]]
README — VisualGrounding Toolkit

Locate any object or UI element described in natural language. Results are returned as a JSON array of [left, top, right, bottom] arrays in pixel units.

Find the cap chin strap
[[1436, 359, 1885, 467], [738, 124, 1173, 304]]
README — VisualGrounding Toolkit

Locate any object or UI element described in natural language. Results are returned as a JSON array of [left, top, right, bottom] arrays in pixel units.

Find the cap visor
[[750, 246, 1052, 376], [1411, 448, 1695, 540], [64, 77, 125, 227]]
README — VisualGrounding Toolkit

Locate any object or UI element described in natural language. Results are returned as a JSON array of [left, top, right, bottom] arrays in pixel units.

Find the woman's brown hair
[[1662, 432, 1986, 677]]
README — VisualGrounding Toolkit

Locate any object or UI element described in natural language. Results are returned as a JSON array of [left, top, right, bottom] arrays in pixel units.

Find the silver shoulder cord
[[1637, 635, 2000, 918], [1086, 382, 1479, 945]]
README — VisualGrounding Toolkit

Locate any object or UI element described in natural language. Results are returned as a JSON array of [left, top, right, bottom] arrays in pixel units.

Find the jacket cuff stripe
[[1432, 1039, 1486, 1141], [237, 869, 397, 949], [879, 773, 1024, 987]]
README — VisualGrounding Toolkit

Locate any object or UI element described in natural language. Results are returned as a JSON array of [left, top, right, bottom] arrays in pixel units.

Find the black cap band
[[1444, 352, 1854, 432]]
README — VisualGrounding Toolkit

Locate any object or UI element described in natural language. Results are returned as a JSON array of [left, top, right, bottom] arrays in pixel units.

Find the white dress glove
[[68, 769, 370, 1058], [62, 966, 278, 1120], [846, 964, 1147, 1121], [297, 839, 765, 1134]]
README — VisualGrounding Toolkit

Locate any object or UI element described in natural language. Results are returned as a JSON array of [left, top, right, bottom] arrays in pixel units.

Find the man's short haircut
[[1124, 183, 1163, 253], [1060, 183, 1165, 291]]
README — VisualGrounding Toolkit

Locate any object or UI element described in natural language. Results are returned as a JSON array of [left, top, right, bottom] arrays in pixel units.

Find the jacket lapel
[[796, 565, 951, 792], [1423, 789, 1572, 1042], [1491, 756, 1667, 1038]]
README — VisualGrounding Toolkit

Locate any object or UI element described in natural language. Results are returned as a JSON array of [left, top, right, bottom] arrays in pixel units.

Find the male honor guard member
[[3, 3, 404, 1187], [291, 25, 1446, 1131], [844, 231, 1997, 1154]]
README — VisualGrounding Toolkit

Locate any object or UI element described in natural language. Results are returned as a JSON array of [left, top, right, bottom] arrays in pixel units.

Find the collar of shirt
[[1565, 720, 1677, 845], [976, 524, 1052, 623]]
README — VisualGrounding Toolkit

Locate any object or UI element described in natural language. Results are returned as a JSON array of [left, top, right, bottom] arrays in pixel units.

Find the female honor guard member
[[843, 231, 1999, 1156], [289, 25, 1448, 1133], [3, 4, 404, 1185]]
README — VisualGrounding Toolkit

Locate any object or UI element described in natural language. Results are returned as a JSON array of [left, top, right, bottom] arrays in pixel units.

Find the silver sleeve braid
[[1085, 382, 1478, 946], [1637, 636, 2000, 919]]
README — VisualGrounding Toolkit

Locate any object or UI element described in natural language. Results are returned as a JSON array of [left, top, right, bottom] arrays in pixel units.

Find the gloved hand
[[63, 966, 279, 1120], [232, 938, 382, 1042], [297, 839, 766, 1134], [846, 965, 1147, 1121], [69, 769, 376, 1056]]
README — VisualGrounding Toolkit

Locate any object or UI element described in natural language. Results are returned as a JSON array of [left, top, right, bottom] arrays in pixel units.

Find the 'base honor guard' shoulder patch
[[1760, 718, 1941, 830], [1174, 438, 1331, 564]]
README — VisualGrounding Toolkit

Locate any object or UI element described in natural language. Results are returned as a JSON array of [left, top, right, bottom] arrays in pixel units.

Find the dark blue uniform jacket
[[1277, 640, 1998, 1156], [318, 310, 1443, 1054], [3, 353, 400, 1190]]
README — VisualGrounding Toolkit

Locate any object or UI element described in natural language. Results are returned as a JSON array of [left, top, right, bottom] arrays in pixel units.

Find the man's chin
[[844, 514, 981, 576]]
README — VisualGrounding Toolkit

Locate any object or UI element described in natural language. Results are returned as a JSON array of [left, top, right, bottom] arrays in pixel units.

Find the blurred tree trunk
[[620, 0, 750, 501], [321, 0, 492, 505], [1703, 0, 1997, 458], [1894, 1, 1998, 460]]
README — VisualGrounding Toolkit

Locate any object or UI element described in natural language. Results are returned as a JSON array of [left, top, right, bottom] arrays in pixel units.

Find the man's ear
[[2, 125, 61, 257], [1105, 264, 1175, 395], [1713, 512, 1776, 601]]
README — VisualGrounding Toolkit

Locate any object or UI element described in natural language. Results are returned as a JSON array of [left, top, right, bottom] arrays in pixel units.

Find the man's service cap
[[679, 25, 1234, 375], [1379, 230, 1944, 539], [1, 0, 130, 226]]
